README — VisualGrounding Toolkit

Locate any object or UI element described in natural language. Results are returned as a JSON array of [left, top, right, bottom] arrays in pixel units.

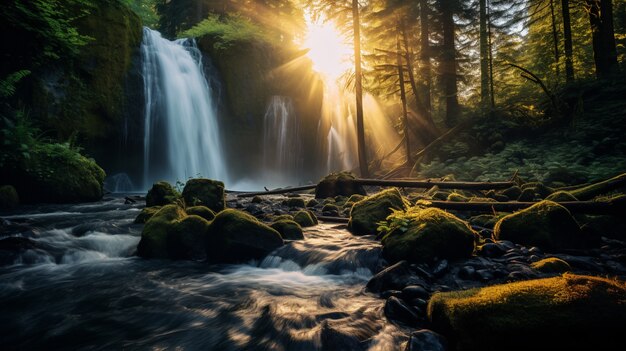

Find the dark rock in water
[[185, 206, 216, 221], [167, 215, 211, 260], [319, 321, 363, 351], [137, 205, 187, 259], [134, 206, 162, 224], [146, 181, 179, 207], [181, 178, 225, 212], [428, 274, 626, 350], [502, 186, 522, 200], [384, 296, 422, 327], [494, 200, 587, 250], [478, 243, 506, 258], [405, 330, 448, 351], [270, 219, 304, 240], [475, 269, 494, 282], [433, 259, 449, 277], [458, 266, 476, 280], [580, 214, 626, 241], [381, 208, 477, 263], [315, 172, 367, 199], [349, 188, 407, 236], [322, 203, 340, 216], [402, 285, 430, 300], [381, 290, 403, 299], [0, 185, 19, 210], [0, 237, 38, 266], [251, 195, 263, 204], [206, 209, 283, 263], [367, 261, 420, 293], [293, 210, 317, 227], [285, 197, 305, 208], [306, 198, 319, 208]]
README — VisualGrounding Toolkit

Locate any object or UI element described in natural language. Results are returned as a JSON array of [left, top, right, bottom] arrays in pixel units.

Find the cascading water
[[141, 28, 228, 189], [261, 96, 303, 187]]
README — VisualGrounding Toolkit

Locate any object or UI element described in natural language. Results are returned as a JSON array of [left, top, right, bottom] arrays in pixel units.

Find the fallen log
[[317, 215, 350, 223], [569, 173, 626, 200], [236, 184, 316, 198], [354, 179, 515, 190]]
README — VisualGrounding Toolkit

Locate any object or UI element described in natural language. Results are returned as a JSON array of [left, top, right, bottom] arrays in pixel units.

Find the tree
[[352, 0, 369, 177], [562, 0, 575, 81], [585, 0, 618, 78], [439, 0, 459, 127], [480, 0, 490, 109]]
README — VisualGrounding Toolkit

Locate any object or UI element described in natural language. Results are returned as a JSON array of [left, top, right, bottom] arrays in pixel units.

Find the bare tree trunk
[[396, 36, 412, 164], [441, 1, 459, 127], [480, 0, 490, 110], [487, 0, 495, 108], [549, 0, 561, 79], [587, 0, 618, 79], [562, 0, 575, 82], [419, 0, 433, 117], [352, 0, 369, 177]]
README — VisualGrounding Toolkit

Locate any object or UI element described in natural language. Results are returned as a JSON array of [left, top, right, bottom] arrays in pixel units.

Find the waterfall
[[262, 96, 302, 184], [141, 27, 228, 189]]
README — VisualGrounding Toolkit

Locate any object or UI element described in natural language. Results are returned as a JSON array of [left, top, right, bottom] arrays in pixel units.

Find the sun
[[303, 15, 352, 79]]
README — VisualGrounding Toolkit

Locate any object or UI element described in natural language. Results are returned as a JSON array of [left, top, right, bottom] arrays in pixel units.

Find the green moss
[[167, 214, 211, 260], [347, 194, 365, 203], [570, 173, 626, 200], [380, 207, 477, 263], [521, 182, 554, 198], [531, 257, 572, 273], [315, 172, 367, 199], [348, 188, 408, 235], [447, 192, 468, 202], [545, 190, 578, 202], [270, 219, 304, 240], [0, 185, 19, 210], [293, 210, 317, 227], [181, 178, 225, 212], [517, 187, 536, 201], [285, 197, 306, 208], [206, 209, 284, 263], [134, 206, 161, 224], [427, 274, 626, 350], [322, 203, 340, 213], [270, 214, 295, 222], [432, 191, 451, 201], [306, 198, 319, 207], [468, 196, 496, 202], [137, 204, 186, 259], [501, 186, 522, 200], [494, 200, 585, 250], [146, 181, 179, 207], [469, 213, 506, 229], [185, 206, 216, 221]]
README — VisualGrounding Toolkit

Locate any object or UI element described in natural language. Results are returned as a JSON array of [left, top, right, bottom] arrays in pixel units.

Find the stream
[[0, 195, 406, 350]]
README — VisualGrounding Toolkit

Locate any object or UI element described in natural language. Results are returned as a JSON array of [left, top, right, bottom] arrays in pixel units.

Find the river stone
[[405, 330, 448, 351], [381, 208, 477, 263], [293, 210, 317, 227], [270, 219, 304, 240], [182, 178, 225, 212], [134, 206, 162, 224], [185, 206, 216, 221], [366, 260, 420, 293], [494, 200, 586, 250], [428, 274, 626, 350], [285, 197, 305, 208], [137, 204, 186, 259], [478, 242, 506, 258], [146, 181, 179, 207], [0, 185, 19, 210], [384, 296, 423, 327], [402, 285, 430, 300], [530, 257, 571, 273], [206, 209, 283, 263], [348, 188, 407, 236], [167, 214, 211, 260], [315, 172, 366, 199]]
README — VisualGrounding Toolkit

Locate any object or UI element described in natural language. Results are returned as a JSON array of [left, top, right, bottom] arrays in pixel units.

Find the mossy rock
[[185, 206, 216, 221], [446, 193, 468, 202], [517, 188, 536, 202], [0, 185, 19, 210], [570, 173, 626, 200], [469, 214, 506, 229], [270, 219, 304, 240], [347, 194, 365, 203], [306, 198, 319, 207], [251, 195, 263, 204], [427, 274, 626, 350], [545, 190, 578, 202], [182, 178, 225, 212], [167, 215, 211, 260], [134, 206, 162, 224], [381, 207, 477, 263], [501, 186, 522, 200], [521, 182, 554, 198], [348, 188, 408, 236], [271, 214, 295, 222], [493, 200, 586, 250], [322, 203, 340, 214], [5, 143, 105, 203], [285, 197, 306, 208], [293, 210, 317, 227], [137, 205, 186, 259], [467, 196, 496, 203], [206, 209, 284, 263], [579, 214, 626, 241], [530, 257, 571, 273], [315, 172, 367, 199], [146, 181, 179, 207]]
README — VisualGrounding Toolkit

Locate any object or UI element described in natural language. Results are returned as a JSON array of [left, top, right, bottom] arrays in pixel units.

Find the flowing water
[[0, 198, 407, 350], [141, 28, 228, 189]]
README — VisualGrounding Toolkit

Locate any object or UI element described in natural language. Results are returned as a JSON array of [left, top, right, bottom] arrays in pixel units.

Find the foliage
[[180, 14, 273, 49], [122, 0, 159, 28], [0, 71, 31, 99]]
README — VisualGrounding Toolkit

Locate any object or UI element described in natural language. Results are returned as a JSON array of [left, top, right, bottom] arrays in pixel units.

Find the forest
[[0, 0, 625, 350]]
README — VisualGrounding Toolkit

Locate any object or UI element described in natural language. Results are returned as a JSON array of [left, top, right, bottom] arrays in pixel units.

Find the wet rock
[[270, 219, 304, 240], [428, 274, 626, 350], [494, 200, 587, 250], [137, 205, 186, 259], [285, 197, 305, 208], [0, 237, 38, 266], [405, 330, 448, 351], [306, 198, 319, 207], [457, 266, 476, 280], [402, 285, 430, 300], [0, 185, 19, 210], [475, 269, 494, 282], [433, 259, 449, 277], [381, 290, 403, 299], [501, 186, 522, 200], [185, 206, 216, 221], [322, 203, 340, 216], [146, 181, 179, 207], [366, 261, 420, 293], [384, 296, 422, 327], [380, 208, 476, 263], [550, 254, 605, 272], [134, 206, 162, 224], [251, 195, 263, 204], [181, 178, 225, 212], [293, 210, 317, 227], [315, 172, 367, 199], [167, 215, 211, 260], [319, 320, 364, 351], [478, 243, 506, 258], [531, 257, 571, 273], [348, 188, 407, 236]]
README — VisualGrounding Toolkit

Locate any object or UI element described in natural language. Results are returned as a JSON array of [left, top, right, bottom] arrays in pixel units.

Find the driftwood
[[354, 179, 515, 190], [236, 184, 316, 198]]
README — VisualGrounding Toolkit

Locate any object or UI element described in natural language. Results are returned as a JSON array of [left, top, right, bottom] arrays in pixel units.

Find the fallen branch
[[236, 184, 316, 198], [354, 179, 515, 190]]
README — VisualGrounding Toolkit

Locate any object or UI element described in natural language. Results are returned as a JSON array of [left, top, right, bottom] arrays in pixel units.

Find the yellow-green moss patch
[[531, 257, 571, 273], [348, 188, 408, 236]]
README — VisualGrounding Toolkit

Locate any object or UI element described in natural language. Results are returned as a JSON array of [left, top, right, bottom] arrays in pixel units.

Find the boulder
[[494, 200, 586, 250], [146, 181, 179, 207], [405, 330, 448, 351], [306, 198, 319, 207], [167, 215, 211, 260], [384, 296, 423, 327], [137, 205, 186, 259], [501, 186, 522, 200], [185, 206, 216, 221], [134, 206, 162, 224], [545, 190, 578, 202], [427, 274, 626, 350], [270, 219, 304, 240], [293, 210, 317, 227], [366, 260, 418, 293], [285, 197, 305, 208], [182, 178, 225, 212], [380, 207, 477, 264], [530, 257, 571, 273], [315, 172, 367, 199], [0, 185, 19, 210], [348, 188, 408, 236], [206, 209, 283, 263]]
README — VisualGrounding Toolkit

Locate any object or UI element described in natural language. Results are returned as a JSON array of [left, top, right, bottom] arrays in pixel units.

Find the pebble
[[479, 243, 506, 258], [458, 265, 476, 280], [405, 330, 448, 351], [402, 285, 430, 300], [433, 259, 449, 277], [384, 296, 423, 327]]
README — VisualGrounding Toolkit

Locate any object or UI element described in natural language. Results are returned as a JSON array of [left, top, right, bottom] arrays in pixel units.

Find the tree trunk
[[487, 0, 495, 108], [397, 36, 412, 164], [587, 0, 619, 79], [480, 0, 490, 110], [441, 1, 459, 127], [562, 0, 575, 82], [549, 0, 561, 79], [352, 0, 369, 177], [419, 0, 433, 117]]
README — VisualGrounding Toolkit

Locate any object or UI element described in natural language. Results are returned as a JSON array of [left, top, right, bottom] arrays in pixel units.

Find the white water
[[141, 28, 228, 189]]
